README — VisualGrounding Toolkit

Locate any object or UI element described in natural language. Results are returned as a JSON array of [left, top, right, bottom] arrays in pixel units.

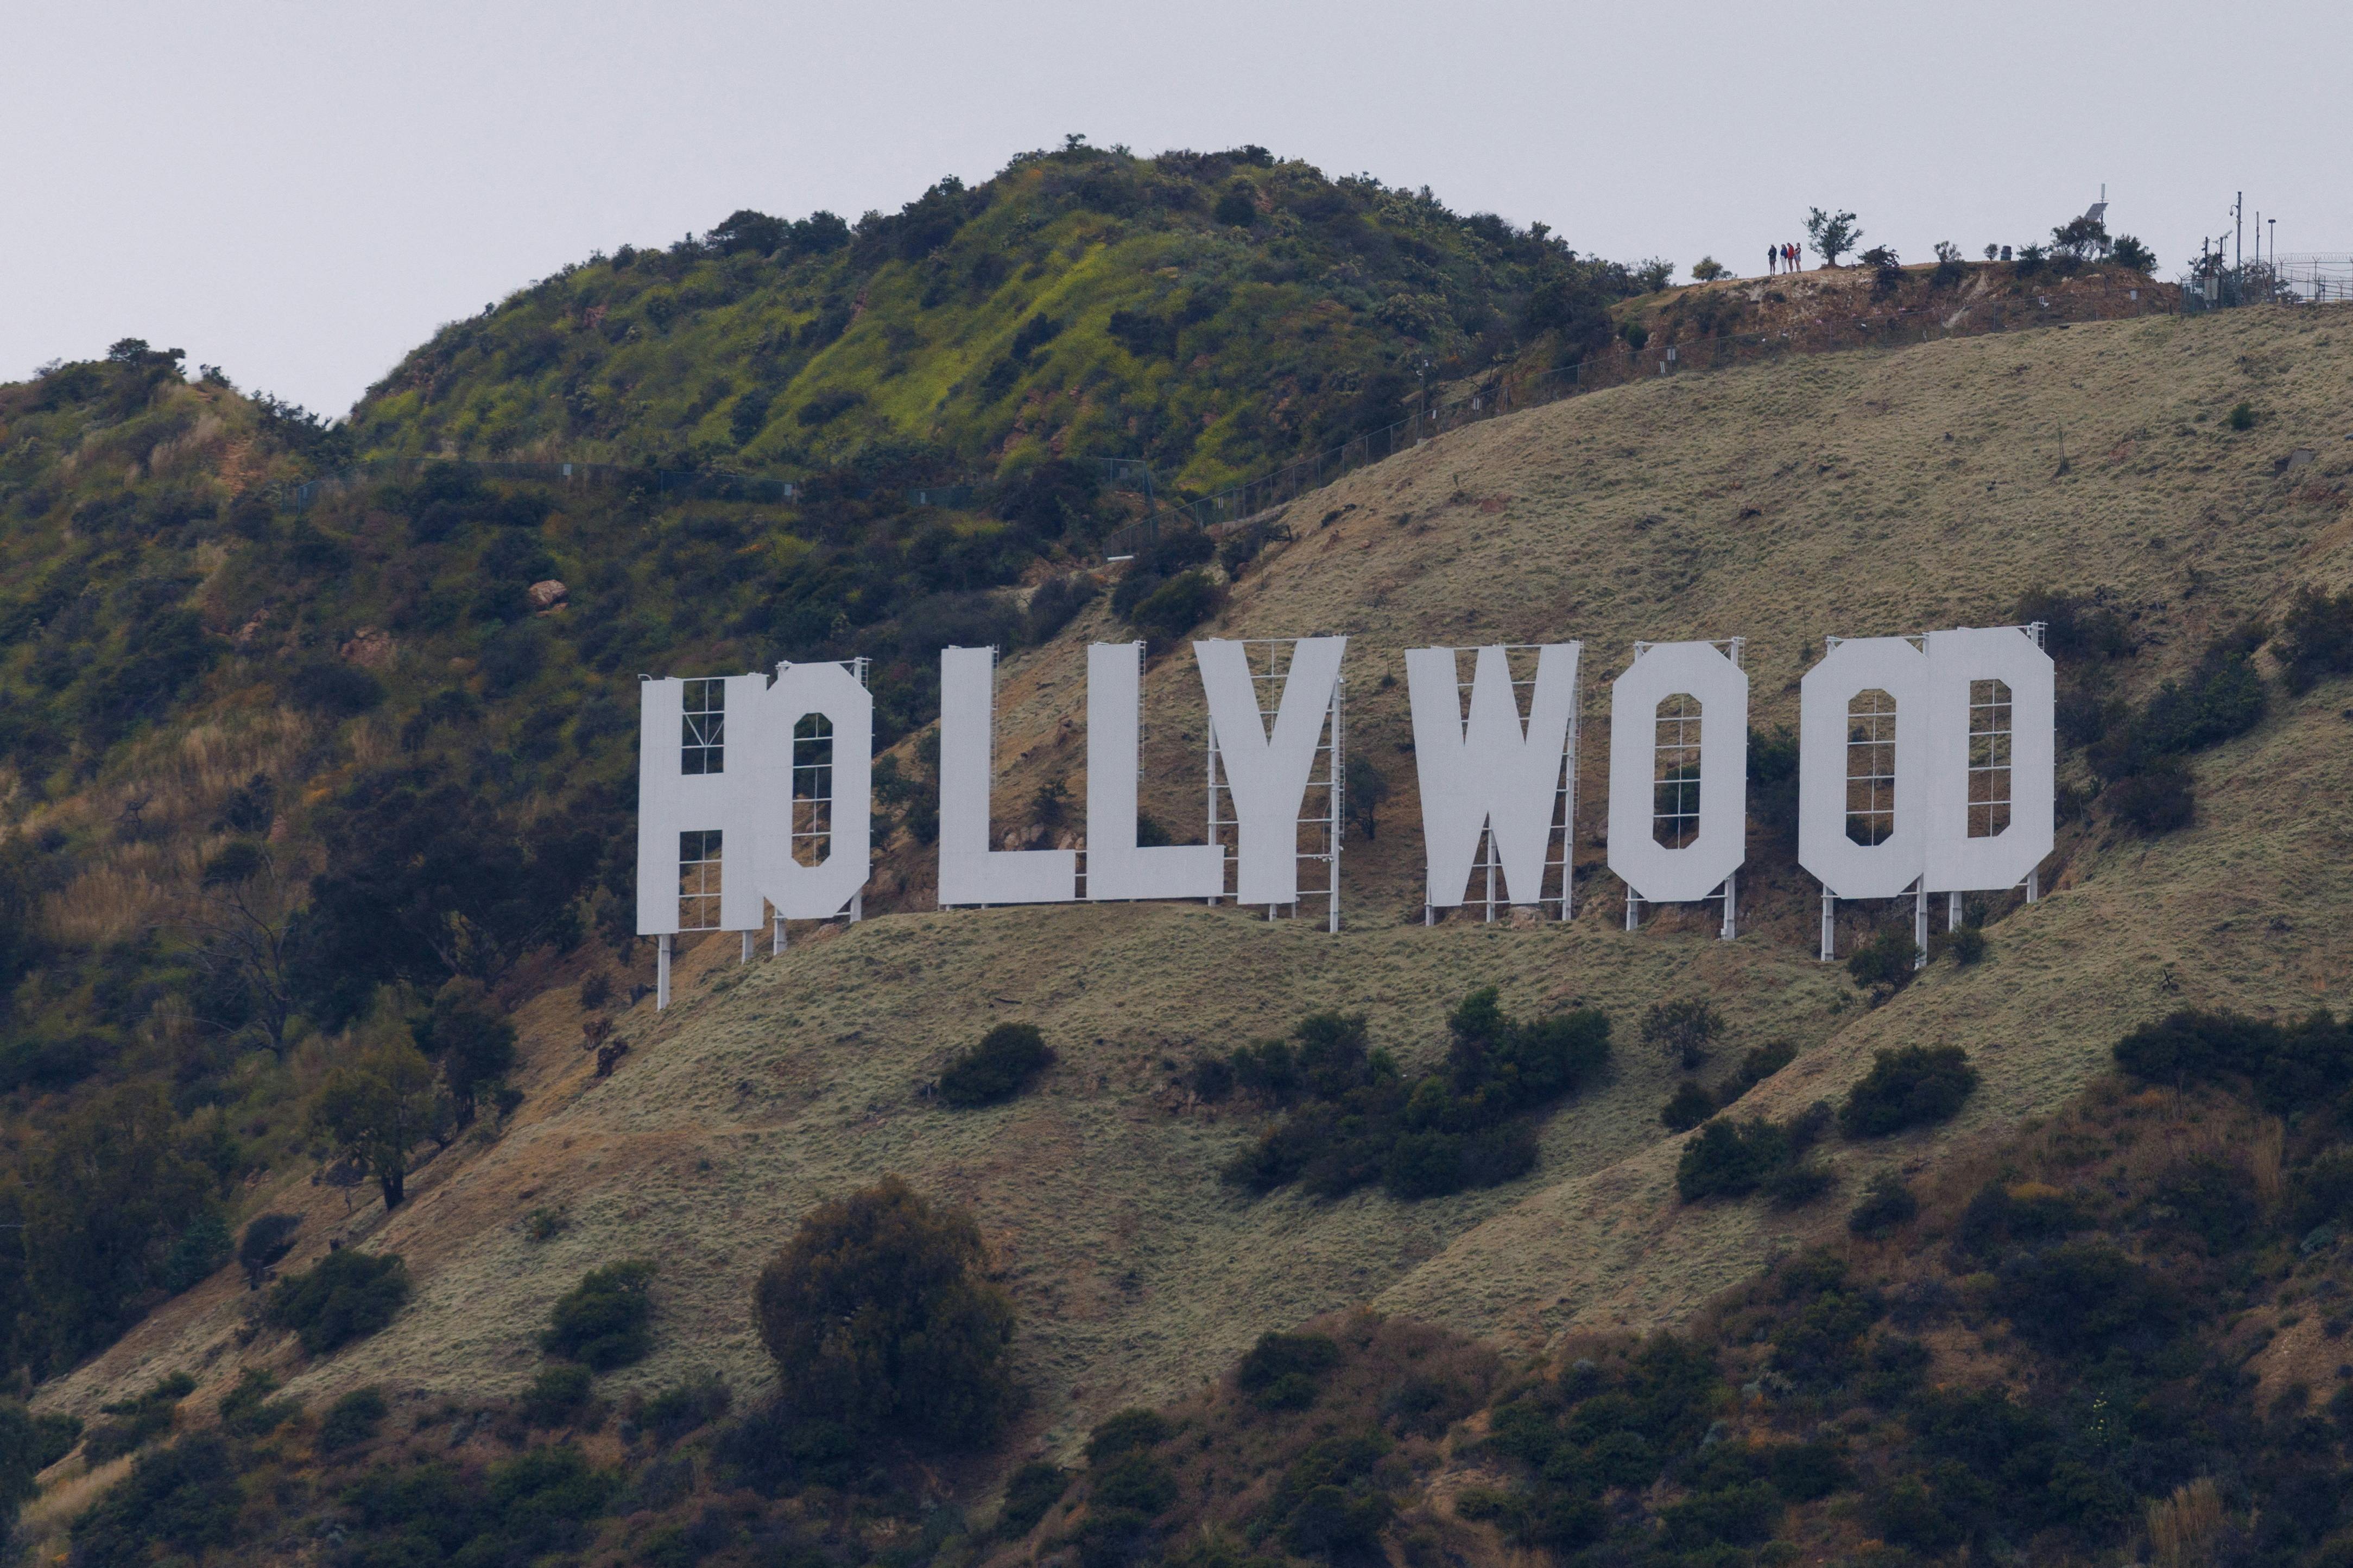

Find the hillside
[[24, 300, 2352, 1521], [350, 142, 1658, 492]]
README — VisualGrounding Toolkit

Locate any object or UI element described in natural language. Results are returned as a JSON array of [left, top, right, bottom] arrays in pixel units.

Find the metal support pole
[[2026, 868, 2040, 904], [741, 930, 754, 964], [851, 891, 863, 923], [1913, 880, 1929, 969], [773, 914, 785, 955], [1948, 890, 1962, 930], [657, 934, 672, 1010], [1820, 890, 1835, 961], [1720, 872, 1736, 941], [1484, 832, 1497, 923], [1625, 891, 1640, 931]]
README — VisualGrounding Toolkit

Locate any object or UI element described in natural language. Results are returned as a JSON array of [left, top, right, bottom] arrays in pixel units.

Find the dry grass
[[2147, 1475, 2225, 1568], [35, 306, 2353, 1467]]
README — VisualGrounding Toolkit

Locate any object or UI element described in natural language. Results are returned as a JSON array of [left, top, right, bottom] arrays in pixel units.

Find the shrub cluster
[[1237, 1330, 1342, 1411], [1838, 1046, 1979, 1138], [540, 1261, 656, 1370], [1675, 1104, 1833, 1206], [1220, 991, 1610, 1202], [265, 1248, 411, 1356], [2112, 1007, 2352, 1114], [1660, 1042, 1795, 1132], [754, 1176, 1015, 1449], [938, 1022, 1055, 1108], [2085, 626, 2269, 835], [2276, 585, 2353, 694]]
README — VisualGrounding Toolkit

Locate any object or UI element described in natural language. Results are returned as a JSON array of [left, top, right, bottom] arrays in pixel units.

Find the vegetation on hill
[[355, 141, 1663, 491], [1208, 989, 1610, 1201]]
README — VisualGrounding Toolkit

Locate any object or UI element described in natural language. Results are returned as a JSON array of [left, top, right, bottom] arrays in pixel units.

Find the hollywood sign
[[637, 630, 2052, 1005]]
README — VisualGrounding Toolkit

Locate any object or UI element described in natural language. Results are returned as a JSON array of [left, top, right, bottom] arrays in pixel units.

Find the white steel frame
[[1424, 645, 1578, 926], [1623, 637, 1741, 941], [1206, 639, 1345, 931], [1815, 625, 2045, 967]]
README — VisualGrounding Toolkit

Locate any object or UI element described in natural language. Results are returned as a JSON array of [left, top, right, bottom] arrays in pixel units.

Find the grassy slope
[[37, 307, 2353, 1475]]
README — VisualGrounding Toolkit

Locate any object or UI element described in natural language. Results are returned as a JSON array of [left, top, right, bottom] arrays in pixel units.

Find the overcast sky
[[6, 0, 2346, 418]]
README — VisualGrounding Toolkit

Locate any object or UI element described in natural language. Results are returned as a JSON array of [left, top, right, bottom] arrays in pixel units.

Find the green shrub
[[2107, 763, 2193, 834], [1677, 1118, 1793, 1202], [68, 1434, 241, 1566], [754, 1177, 1015, 1448], [540, 1261, 656, 1370], [1848, 1171, 1920, 1235], [1237, 1331, 1340, 1411], [267, 1248, 411, 1355], [520, 1363, 596, 1427], [1660, 1081, 1716, 1133], [1838, 1046, 1978, 1138], [1223, 994, 1606, 1202], [1719, 1040, 1797, 1106], [1951, 1178, 2089, 1261], [938, 1022, 1055, 1108], [318, 1387, 387, 1452], [237, 1211, 301, 1289], [633, 1376, 731, 1443], [1846, 928, 1919, 990], [1991, 1243, 2184, 1358], [159, 1211, 231, 1292], [998, 1459, 1071, 1537], [33, 1410, 83, 1469], [218, 1368, 299, 1437], [1641, 996, 1721, 1070], [2276, 586, 2353, 694], [83, 1373, 195, 1462], [2228, 401, 2255, 431], [1127, 570, 1223, 647], [1766, 1159, 1836, 1209]]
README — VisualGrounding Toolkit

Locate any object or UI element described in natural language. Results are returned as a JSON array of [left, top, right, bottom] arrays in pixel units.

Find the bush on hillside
[[1237, 1331, 1342, 1411], [754, 1177, 1015, 1447], [68, 1434, 241, 1566], [1127, 570, 1223, 647], [938, 1023, 1055, 1108], [1678, 1118, 1797, 1202], [541, 1261, 656, 1369], [1848, 1171, 1920, 1236], [1223, 993, 1609, 1202], [520, 1363, 597, 1427], [218, 1369, 299, 1438], [317, 1387, 387, 1452], [2107, 763, 2194, 835], [2276, 586, 2353, 694], [998, 1460, 1071, 1538], [266, 1248, 411, 1355], [1838, 1047, 1978, 1138], [81, 1374, 194, 1464], [237, 1212, 301, 1289], [414, 976, 517, 1126], [1642, 997, 1722, 1071], [2111, 1008, 2352, 1113], [1846, 928, 1919, 991], [1661, 1081, 1716, 1134]]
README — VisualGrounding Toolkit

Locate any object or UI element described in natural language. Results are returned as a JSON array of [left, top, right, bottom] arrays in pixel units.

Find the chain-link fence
[[2178, 255, 2353, 313]]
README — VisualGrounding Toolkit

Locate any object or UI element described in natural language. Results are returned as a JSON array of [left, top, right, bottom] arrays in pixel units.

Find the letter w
[[1405, 644, 1580, 910]]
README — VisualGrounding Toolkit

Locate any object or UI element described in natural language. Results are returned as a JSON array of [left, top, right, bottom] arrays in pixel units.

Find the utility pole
[[2235, 192, 2243, 275]]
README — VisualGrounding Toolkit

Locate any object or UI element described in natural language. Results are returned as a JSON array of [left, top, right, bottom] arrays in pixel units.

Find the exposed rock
[[528, 579, 568, 612], [338, 626, 395, 667]]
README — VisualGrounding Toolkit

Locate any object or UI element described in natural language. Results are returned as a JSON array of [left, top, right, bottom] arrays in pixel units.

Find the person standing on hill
[[1767, 243, 1779, 276]]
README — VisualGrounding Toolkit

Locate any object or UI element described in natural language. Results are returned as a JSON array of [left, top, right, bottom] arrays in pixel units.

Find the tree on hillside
[[5, 1084, 223, 1378], [186, 838, 301, 1059], [414, 977, 517, 1127], [754, 1176, 1015, 1448], [313, 1040, 444, 1210], [1805, 208, 1861, 268], [2051, 214, 2110, 262], [1690, 257, 1727, 283]]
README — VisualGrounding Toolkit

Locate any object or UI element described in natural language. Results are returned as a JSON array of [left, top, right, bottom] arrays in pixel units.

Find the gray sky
[[7, 0, 2345, 418]]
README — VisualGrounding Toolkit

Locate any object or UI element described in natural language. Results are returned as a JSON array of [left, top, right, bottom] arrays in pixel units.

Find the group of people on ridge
[[1766, 242, 1803, 275]]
